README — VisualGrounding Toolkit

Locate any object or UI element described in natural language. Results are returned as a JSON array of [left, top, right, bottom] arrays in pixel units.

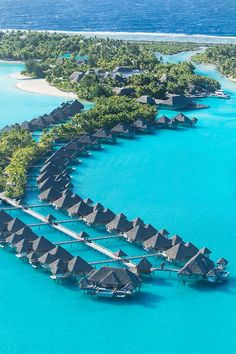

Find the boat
[[214, 89, 230, 99]]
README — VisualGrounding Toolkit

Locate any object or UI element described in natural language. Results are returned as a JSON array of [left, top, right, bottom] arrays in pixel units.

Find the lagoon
[[0, 53, 236, 354]]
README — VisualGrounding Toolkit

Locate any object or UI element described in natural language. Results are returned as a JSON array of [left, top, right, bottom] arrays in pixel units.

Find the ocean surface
[[1, 0, 236, 39], [0, 51, 236, 354]]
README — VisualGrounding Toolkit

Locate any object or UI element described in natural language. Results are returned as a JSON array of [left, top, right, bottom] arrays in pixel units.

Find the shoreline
[[3, 29, 236, 44], [13, 73, 77, 98]]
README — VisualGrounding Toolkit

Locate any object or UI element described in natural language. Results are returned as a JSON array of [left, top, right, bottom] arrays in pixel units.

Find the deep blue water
[[0, 51, 236, 354], [1, 0, 236, 37]]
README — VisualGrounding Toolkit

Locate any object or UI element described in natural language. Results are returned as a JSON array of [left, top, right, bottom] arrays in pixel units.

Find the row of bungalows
[[0, 210, 142, 297], [1, 100, 84, 133], [156, 113, 197, 129], [0, 210, 93, 280]]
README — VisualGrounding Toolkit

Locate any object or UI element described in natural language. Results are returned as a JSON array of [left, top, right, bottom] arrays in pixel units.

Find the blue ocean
[[0, 0, 236, 37]]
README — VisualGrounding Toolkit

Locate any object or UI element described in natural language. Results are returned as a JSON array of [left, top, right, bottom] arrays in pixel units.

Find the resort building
[[79, 266, 141, 298]]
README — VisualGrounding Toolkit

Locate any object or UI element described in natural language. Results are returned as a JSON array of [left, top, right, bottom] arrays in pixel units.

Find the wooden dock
[[0, 194, 136, 268]]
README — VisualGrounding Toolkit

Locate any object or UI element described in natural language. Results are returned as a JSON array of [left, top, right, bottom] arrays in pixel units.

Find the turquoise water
[[0, 62, 71, 128], [1, 54, 236, 354]]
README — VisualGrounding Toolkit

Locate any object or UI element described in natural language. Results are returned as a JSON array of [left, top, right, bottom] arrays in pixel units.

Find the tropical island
[[0, 31, 221, 199]]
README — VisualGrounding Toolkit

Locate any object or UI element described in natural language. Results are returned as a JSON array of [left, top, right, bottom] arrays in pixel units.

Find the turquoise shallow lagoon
[[1, 54, 236, 354], [0, 62, 69, 128]]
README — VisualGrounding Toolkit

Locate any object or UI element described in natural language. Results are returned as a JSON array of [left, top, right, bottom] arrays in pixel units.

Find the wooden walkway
[[54, 235, 121, 245], [0, 194, 136, 269]]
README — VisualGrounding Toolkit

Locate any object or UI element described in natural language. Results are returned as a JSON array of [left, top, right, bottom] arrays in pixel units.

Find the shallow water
[[1, 53, 236, 354], [0, 62, 71, 128]]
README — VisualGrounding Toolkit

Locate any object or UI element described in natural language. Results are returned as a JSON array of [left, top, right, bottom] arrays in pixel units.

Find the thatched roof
[[31, 236, 54, 253], [53, 194, 82, 210], [125, 224, 152, 243], [67, 256, 93, 275], [92, 128, 115, 141], [111, 122, 134, 137], [170, 234, 183, 246], [135, 257, 152, 273], [39, 187, 62, 202], [85, 208, 115, 225], [106, 213, 132, 233], [80, 266, 141, 291], [179, 253, 215, 276], [143, 232, 172, 251], [6, 218, 26, 233], [67, 201, 92, 217], [38, 246, 73, 265]]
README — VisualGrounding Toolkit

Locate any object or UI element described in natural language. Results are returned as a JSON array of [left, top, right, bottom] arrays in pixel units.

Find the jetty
[[0, 193, 136, 268]]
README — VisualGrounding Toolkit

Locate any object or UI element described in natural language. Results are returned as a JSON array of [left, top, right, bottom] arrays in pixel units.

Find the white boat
[[214, 89, 230, 99]]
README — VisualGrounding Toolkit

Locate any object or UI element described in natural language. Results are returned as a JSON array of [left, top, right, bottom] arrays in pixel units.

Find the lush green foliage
[[192, 45, 236, 78], [0, 31, 219, 100], [52, 96, 156, 140], [0, 128, 54, 197]]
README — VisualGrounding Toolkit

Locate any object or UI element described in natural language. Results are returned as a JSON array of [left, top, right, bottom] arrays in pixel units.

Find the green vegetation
[[0, 32, 220, 197], [0, 31, 219, 100], [51, 96, 156, 140], [0, 128, 54, 197], [192, 45, 236, 78]]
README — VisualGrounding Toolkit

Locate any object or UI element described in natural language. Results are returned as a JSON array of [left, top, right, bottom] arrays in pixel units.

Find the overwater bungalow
[[132, 217, 144, 228], [49, 258, 69, 279], [29, 236, 55, 258], [199, 247, 212, 258], [39, 187, 62, 202], [37, 168, 62, 183], [15, 238, 36, 258], [67, 200, 93, 217], [53, 193, 82, 211], [83, 198, 94, 206], [144, 224, 158, 237], [77, 135, 101, 150], [143, 232, 172, 252], [125, 224, 153, 244], [84, 208, 115, 227], [106, 213, 133, 234], [5, 227, 38, 248], [67, 256, 93, 277], [131, 118, 153, 133], [156, 115, 171, 129], [174, 113, 193, 127], [111, 122, 135, 138], [54, 148, 79, 160], [163, 242, 197, 264], [38, 177, 64, 192], [6, 218, 26, 234], [159, 229, 170, 237], [21, 121, 35, 132], [170, 234, 183, 246], [155, 94, 194, 110], [38, 246, 73, 268], [93, 202, 104, 211], [178, 253, 229, 283], [64, 140, 85, 152], [112, 87, 136, 97], [92, 128, 116, 143], [31, 117, 50, 130], [136, 95, 155, 105], [184, 242, 199, 256], [79, 266, 141, 298], [40, 161, 68, 174], [134, 257, 153, 275]]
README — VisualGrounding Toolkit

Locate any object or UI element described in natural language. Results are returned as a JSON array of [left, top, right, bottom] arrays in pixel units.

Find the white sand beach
[[12, 73, 77, 98]]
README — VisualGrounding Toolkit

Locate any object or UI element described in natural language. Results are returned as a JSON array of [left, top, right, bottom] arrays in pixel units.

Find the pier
[[0, 194, 136, 268]]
